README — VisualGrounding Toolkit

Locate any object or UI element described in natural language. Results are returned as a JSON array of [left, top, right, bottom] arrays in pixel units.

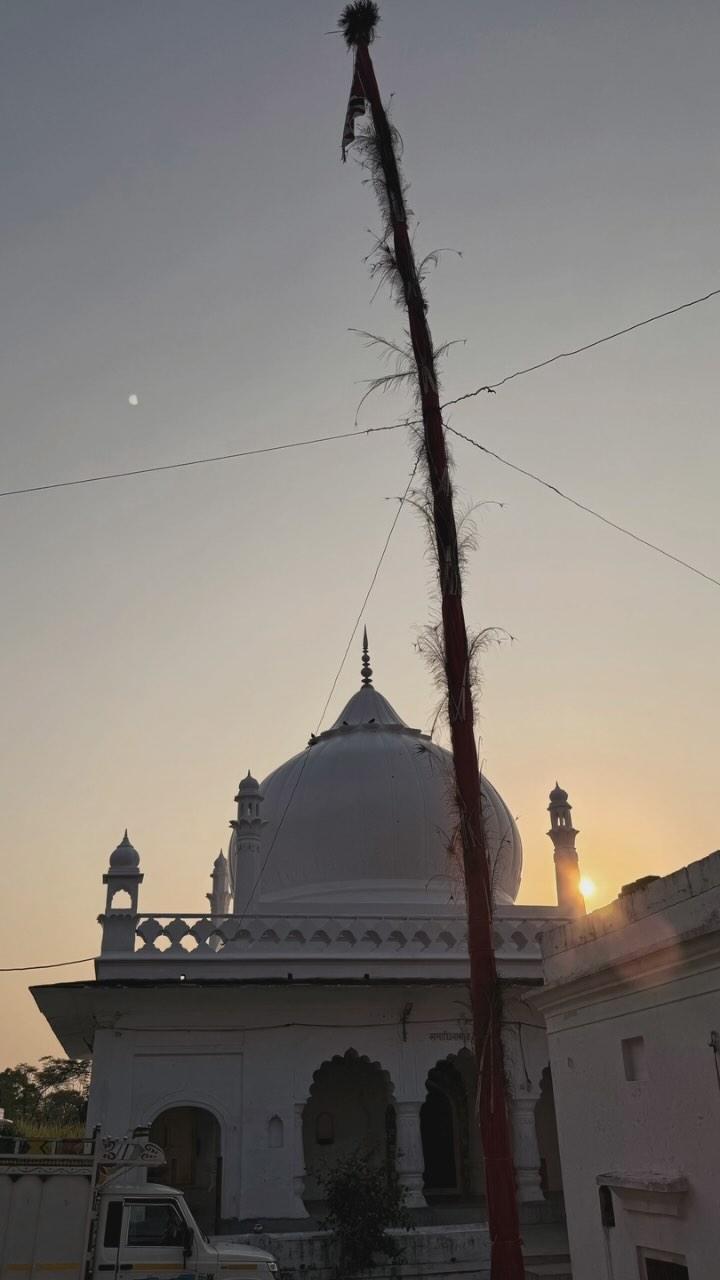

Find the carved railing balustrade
[[100, 911, 555, 962]]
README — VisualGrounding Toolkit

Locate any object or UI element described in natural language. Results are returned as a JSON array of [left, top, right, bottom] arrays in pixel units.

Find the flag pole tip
[[339, 1, 380, 48]]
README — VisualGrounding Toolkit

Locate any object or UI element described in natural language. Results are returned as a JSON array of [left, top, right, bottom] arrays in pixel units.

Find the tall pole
[[338, 5, 525, 1275]]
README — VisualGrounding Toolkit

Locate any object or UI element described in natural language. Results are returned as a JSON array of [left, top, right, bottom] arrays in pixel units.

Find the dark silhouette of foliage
[[0, 1058, 90, 1130], [340, 1, 379, 48], [320, 1151, 412, 1276]]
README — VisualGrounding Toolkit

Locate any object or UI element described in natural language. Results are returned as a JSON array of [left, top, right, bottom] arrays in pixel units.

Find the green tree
[[0, 1058, 90, 1128], [320, 1151, 413, 1276], [0, 1065, 41, 1124]]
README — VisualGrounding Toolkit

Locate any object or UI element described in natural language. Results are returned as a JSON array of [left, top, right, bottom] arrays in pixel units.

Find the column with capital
[[503, 1022, 544, 1203], [394, 1101, 426, 1209]]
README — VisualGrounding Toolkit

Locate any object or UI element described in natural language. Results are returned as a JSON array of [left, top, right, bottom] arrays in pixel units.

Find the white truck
[[0, 1129, 278, 1280]]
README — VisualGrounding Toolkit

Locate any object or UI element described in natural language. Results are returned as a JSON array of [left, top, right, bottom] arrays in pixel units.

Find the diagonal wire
[[447, 424, 720, 590], [0, 424, 403, 499], [3, 285, 719, 502], [2, 463, 421, 968], [313, 455, 421, 734], [234, 456, 421, 924], [440, 285, 720, 409], [0, 956, 96, 973]]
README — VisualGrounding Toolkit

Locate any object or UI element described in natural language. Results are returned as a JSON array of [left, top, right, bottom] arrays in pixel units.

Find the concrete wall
[[538, 850, 720, 1280]]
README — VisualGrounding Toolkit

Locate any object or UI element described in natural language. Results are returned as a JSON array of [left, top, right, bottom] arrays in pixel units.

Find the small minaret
[[230, 771, 266, 912], [547, 784, 586, 916], [100, 830, 144, 954], [207, 850, 232, 918]]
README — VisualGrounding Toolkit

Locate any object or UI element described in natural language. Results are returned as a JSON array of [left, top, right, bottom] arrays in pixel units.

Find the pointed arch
[[421, 1049, 483, 1204], [301, 1049, 397, 1209]]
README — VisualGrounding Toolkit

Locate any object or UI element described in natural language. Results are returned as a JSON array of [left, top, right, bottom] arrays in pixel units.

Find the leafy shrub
[[320, 1151, 413, 1276]]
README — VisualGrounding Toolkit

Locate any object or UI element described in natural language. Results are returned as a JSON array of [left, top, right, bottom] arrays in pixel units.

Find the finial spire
[[361, 626, 373, 686]]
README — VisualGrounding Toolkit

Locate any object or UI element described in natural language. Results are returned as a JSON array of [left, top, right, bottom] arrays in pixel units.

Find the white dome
[[235, 678, 522, 914], [108, 830, 140, 870]]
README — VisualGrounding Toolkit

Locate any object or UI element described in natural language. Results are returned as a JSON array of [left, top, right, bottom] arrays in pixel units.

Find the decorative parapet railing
[[97, 907, 564, 979]]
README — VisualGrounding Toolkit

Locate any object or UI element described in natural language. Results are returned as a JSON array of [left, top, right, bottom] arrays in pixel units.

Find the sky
[[2, 0, 719, 1067]]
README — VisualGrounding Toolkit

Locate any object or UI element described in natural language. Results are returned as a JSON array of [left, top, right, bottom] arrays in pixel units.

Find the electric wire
[[313, 456, 421, 734], [3, 283, 719, 502], [233, 457, 420, 923], [3, 461, 419, 972], [0, 424, 403, 499], [446, 424, 720, 590], [4, 292, 720, 969], [439, 284, 720, 407], [0, 957, 96, 973]]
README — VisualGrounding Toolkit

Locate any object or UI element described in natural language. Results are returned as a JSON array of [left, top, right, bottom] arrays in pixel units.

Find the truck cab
[[96, 1184, 277, 1278]]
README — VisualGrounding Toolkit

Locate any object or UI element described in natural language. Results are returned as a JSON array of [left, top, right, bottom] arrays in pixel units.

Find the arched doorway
[[302, 1049, 395, 1209], [421, 1050, 482, 1204], [149, 1106, 221, 1233]]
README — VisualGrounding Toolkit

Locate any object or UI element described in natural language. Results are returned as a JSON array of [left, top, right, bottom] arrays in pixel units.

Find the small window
[[622, 1035, 646, 1081], [639, 1249, 689, 1280], [126, 1202, 184, 1248], [103, 1201, 123, 1248], [644, 1259, 689, 1280]]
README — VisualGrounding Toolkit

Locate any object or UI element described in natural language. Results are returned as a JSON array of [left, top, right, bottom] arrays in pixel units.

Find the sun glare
[[580, 876, 597, 899]]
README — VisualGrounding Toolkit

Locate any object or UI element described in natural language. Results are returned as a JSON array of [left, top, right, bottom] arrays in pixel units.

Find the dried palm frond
[[416, 620, 511, 733], [339, 1, 380, 48]]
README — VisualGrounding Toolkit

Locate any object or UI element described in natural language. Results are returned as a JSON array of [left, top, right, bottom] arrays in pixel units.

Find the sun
[[580, 876, 597, 899]]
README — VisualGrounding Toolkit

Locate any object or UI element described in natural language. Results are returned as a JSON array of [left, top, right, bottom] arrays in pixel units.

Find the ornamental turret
[[100, 830, 143, 954], [207, 850, 232, 917], [230, 771, 266, 912], [547, 784, 586, 916]]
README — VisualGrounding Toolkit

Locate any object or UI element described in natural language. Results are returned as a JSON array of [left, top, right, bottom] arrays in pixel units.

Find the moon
[[128, 393, 139, 407]]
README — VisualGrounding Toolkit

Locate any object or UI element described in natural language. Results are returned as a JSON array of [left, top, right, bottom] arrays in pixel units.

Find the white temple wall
[[83, 980, 556, 1226], [543, 976, 720, 1279], [538, 852, 720, 1280]]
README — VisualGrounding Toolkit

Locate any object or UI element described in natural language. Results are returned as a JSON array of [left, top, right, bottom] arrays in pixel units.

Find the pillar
[[395, 1101, 426, 1209], [511, 1095, 544, 1203], [292, 1102, 309, 1216], [502, 1020, 544, 1204]]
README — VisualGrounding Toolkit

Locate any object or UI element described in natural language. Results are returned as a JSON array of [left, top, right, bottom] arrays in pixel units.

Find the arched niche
[[421, 1048, 483, 1204], [149, 1106, 221, 1233], [301, 1049, 396, 1210], [268, 1114, 284, 1149]]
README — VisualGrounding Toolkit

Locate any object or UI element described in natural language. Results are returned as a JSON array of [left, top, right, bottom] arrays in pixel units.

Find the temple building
[[33, 637, 585, 1265]]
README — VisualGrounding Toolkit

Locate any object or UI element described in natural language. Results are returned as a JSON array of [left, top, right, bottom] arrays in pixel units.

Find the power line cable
[[313, 457, 421, 734], [440, 285, 720, 408], [3, 284, 719, 502], [0, 424, 403, 499], [0, 957, 95, 974], [2, 459, 416, 972], [233, 458, 420, 923], [447, 424, 720, 590]]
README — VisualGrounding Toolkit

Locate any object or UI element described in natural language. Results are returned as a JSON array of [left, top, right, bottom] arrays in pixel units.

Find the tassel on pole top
[[339, 1, 380, 47]]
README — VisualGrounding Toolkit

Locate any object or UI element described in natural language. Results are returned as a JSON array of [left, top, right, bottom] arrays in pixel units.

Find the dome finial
[[361, 626, 373, 686]]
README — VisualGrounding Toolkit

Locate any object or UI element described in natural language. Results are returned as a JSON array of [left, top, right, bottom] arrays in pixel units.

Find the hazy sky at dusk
[[2, 0, 719, 1064]]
